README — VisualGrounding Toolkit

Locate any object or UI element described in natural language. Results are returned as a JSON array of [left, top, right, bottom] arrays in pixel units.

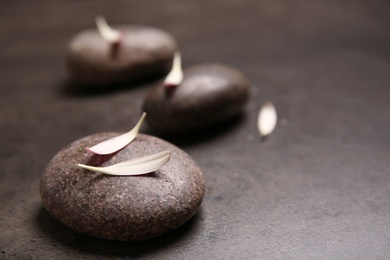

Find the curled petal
[[164, 52, 183, 87], [96, 16, 123, 44], [78, 151, 171, 176], [87, 113, 146, 155]]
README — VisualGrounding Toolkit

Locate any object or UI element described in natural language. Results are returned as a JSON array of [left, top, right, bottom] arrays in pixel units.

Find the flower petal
[[87, 112, 146, 155], [164, 52, 183, 87], [78, 151, 171, 176], [95, 16, 122, 44], [257, 101, 277, 137]]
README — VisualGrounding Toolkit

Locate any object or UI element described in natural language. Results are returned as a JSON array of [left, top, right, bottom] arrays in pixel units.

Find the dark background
[[1, 0, 390, 259]]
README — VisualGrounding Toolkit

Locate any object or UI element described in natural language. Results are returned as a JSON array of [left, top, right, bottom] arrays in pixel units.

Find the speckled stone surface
[[40, 133, 205, 242], [143, 63, 250, 134], [66, 25, 177, 86]]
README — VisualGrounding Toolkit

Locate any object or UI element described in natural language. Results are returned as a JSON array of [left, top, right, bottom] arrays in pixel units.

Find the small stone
[[143, 63, 250, 134], [40, 133, 205, 241], [66, 25, 177, 86]]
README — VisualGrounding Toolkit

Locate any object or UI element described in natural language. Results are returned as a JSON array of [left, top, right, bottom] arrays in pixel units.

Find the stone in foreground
[[40, 133, 205, 241]]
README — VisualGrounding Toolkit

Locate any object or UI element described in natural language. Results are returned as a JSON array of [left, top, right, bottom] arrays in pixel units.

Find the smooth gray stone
[[66, 25, 177, 86], [40, 133, 205, 241], [143, 63, 250, 134]]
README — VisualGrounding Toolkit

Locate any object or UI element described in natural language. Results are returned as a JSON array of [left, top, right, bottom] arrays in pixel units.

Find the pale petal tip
[[95, 15, 122, 44], [85, 146, 108, 155], [164, 51, 183, 88], [86, 112, 147, 155]]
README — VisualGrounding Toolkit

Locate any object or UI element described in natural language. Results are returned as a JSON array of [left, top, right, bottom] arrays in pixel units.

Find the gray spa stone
[[66, 25, 177, 86], [40, 133, 205, 241], [143, 63, 250, 134]]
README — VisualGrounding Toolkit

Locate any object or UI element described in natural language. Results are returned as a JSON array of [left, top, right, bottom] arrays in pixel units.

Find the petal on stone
[[87, 113, 146, 155], [78, 151, 171, 176], [164, 52, 183, 87], [96, 16, 122, 44]]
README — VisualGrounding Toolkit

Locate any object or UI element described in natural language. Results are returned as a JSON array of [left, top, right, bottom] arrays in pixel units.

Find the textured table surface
[[1, 1, 390, 259]]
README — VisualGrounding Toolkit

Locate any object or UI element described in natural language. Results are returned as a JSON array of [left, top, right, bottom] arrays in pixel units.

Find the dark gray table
[[1, 1, 390, 259]]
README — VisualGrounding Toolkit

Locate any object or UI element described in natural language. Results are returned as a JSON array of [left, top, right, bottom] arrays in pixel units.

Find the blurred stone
[[143, 63, 250, 134], [66, 26, 177, 86]]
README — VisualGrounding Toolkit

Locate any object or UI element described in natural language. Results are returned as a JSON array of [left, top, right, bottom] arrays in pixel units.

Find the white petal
[[87, 113, 146, 155], [164, 52, 183, 87], [95, 16, 122, 44], [78, 151, 171, 176], [257, 101, 277, 137]]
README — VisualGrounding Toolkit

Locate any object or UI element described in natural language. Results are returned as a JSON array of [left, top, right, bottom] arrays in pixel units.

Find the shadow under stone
[[58, 74, 164, 99], [35, 206, 203, 257], [144, 112, 247, 148]]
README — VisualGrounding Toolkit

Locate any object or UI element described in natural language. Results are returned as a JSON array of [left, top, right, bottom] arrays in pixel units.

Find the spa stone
[[66, 25, 177, 86], [143, 63, 250, 134], [40, 133, 205, 241]]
